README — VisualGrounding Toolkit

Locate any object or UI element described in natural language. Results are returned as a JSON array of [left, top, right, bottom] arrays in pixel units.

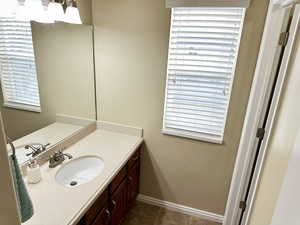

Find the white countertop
[[23, 125, 143, 225]]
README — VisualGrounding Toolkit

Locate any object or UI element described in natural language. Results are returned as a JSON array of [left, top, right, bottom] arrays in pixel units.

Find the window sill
[[3, 102, 41, 113], [162, 128, 223, 144]]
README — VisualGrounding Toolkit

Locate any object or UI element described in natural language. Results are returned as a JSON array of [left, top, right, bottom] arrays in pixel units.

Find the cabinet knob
[[105, 209, 111, 225], [131, 156, 139, 161], [111, 200, 117, 212]]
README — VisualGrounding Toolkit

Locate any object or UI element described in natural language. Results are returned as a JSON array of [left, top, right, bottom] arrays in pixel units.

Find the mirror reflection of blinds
[[163, 8, 245, 143], [0, 17, 40, 112]]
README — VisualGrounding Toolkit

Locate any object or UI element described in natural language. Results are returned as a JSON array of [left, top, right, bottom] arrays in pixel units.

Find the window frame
[[162, 7, 246, 144], [0, 17, 41, 113]]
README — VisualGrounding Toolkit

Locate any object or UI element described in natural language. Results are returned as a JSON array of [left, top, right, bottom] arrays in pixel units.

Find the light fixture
[[64, 0, 82, 24], [16, 0, 54, 23], [15, 1, 30, 21], [48, 0, 65, 22], [0, 0, 19, 17]]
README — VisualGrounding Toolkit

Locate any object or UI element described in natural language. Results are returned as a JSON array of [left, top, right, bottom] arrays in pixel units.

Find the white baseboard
[[137, 194, 224, 224]]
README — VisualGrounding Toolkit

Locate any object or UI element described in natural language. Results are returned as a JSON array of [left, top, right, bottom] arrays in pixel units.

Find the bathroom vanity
[[77, 148, 140, 225], [23, 122, 143, 225]]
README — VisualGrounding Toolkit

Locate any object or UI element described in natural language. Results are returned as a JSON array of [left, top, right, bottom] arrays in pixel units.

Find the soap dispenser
[[27, 158, 42, 184]]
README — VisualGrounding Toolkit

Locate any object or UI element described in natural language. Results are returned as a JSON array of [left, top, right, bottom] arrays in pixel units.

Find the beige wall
[[32, 22, 95, 120], [0, 113, 20, 225], [1, 22, 95, 140], [93, 0, 268, 214], [249, 21, 300, 225], [78, 0, 93, 25]]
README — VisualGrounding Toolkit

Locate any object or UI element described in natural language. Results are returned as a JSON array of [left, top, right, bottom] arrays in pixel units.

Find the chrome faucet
[[25, 143, 50, 157], [49, 150, 73, 168]]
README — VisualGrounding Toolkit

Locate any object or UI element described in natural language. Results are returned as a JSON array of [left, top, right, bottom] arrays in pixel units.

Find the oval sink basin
[[55, 156, 104, 187]]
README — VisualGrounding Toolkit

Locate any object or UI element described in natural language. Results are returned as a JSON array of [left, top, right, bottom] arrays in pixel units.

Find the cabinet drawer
[[110, 166, 127, 194], [85, 189, 109, 225], [127, 148, 140, 169]]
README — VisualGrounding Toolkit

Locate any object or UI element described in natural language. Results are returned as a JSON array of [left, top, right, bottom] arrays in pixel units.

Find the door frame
[[223, 2, 298, 225], [239, 5, 300, 225]]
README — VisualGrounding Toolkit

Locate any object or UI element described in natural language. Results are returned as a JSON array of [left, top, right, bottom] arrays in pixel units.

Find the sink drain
[[70, 181, 78, 186]]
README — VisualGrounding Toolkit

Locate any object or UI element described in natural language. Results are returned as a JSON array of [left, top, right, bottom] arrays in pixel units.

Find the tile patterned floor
[[122, 201, 221, 225]]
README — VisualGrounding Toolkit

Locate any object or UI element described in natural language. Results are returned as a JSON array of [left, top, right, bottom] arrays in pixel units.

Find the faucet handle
[[50, 151, 61, 160], [26, 152, 34, 157], [42, 143, 51, 150], [49, 155, 54, 163]]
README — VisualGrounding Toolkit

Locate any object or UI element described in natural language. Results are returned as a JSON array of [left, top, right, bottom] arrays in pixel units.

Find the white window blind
[[163, 8, 245, 143], [0, 17, 41, 112]]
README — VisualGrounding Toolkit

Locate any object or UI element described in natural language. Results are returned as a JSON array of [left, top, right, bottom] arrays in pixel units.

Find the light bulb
[[15, 2, 30, 21], [43, 7, 55, 23], [16, 0, 54, 23], [48, 1, 65, 22], [64, 1, 82, 24]]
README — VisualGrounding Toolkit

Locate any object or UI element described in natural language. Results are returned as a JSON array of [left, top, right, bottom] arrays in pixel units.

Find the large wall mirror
[[0, 19, 96, 164]]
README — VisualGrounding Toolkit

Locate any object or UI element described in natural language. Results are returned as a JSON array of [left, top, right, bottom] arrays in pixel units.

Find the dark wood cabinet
[[85, 190, 109, 225], [92, 205, 110, 225], [127, 149, 140, 169], [110, 166, 127, 194], [79, 147, 141, 225], [127, 161, 140, 210], [110, 179, 128, 225]]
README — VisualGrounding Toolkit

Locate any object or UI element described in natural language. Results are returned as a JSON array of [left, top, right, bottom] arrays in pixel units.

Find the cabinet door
[[127, 148, 140, 169], [85, 190, 109, 225], [127, 161, 140, 210], [92, 206, 111, 225], [110, 179, 127, 225]]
